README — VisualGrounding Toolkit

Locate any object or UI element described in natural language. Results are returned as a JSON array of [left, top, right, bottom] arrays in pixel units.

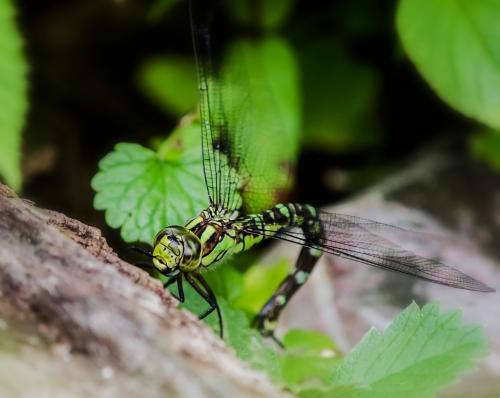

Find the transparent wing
[[244, 212, 494, 292], [189, 0, 300, 215], [190, 0, 243, 213]]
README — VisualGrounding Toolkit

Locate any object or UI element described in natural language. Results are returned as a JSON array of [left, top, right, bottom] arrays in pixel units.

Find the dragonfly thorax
[[152, 225, 202, 272]]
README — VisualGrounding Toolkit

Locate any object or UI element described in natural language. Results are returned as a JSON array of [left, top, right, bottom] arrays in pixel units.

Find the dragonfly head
[[152, 226, 202, 273]]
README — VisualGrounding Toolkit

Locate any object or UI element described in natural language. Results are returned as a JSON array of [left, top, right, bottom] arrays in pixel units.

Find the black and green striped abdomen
[[246, 203, 325, 335], [245, 203, 321, 240]]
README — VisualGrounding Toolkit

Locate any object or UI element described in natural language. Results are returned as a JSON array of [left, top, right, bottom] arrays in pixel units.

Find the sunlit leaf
[[91, 121, 207, 243], [234, 258, 289, 314], [283, 329, 338, 354], [281, 329, 340, 390], [303, 302, 488, 398], [397, 0, 500, 129]]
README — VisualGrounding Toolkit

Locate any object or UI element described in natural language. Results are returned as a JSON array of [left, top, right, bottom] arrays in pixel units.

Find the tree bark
[[0, 183, 289, 398]]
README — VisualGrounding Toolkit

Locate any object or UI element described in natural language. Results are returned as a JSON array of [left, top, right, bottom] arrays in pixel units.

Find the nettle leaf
[[92, 121, 207, 243], [397, 0, 500, 129], [302, 302, 488, 398], [0, 0, 28, 191]]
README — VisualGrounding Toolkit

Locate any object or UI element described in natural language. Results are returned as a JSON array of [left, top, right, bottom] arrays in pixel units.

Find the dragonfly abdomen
[[245, 203, 322, 241], [246, 203, 326, 336]]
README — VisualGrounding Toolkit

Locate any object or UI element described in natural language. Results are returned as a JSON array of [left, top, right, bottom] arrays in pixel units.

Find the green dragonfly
[[135, 0, 493, 343]]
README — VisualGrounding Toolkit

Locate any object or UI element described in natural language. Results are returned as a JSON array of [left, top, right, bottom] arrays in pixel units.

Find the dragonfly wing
[[189, 0, 246, 214], [258, 211, 494, 292], [189, 0, 299, 215]]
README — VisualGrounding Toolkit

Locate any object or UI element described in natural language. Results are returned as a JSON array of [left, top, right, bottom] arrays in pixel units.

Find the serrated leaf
[[0, 0, 28, 191], [397, 0, 500, 129], [138, 56, 198, 116], [92, 123, 207, 243], [317, 302, 488, 398]]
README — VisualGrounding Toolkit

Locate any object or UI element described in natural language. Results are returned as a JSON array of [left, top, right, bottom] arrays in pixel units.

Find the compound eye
[[154, 228, 169, 245], [167, 235, 181, 256]]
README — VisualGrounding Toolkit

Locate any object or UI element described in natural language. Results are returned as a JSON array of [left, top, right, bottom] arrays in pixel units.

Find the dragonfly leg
[[134, 261, 156, 271], [197, 305, 216, 320], [164, 275, 185, 303], [131, 245, 154, 258], [185, 272, 224, 338], [254, 234, 322, 339]]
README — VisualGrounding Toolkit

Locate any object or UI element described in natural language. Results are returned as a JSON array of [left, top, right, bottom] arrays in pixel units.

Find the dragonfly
[[135, 0, 494, 343]]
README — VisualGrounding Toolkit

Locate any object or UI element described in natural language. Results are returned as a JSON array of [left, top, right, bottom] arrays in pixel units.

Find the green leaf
[[91, 122, 207, 243], [225, 0, 294, 30], [179, 283, 282, 381], [471, 129, 500, 170], [299, 385, 358, 398], [301, 40, 379, 151], [138, 56, 198, 116], [0, 0, 28, 191], [203, 265, 244, 303], [223, 37, 301, 213], [234, 258, 289, 314], [281, 329, 340, 390], [221, 300, 282, 381], [309, 302, 488, 398], [283, 329, 338, 354], [397, 0, 500, 129]]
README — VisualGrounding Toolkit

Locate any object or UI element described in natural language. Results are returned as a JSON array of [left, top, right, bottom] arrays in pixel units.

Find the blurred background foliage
[[1, 0, 500, 252]]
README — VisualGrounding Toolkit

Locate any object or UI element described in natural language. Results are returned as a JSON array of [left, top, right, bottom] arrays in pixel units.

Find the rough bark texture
[[0, 183, 289, 398]]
